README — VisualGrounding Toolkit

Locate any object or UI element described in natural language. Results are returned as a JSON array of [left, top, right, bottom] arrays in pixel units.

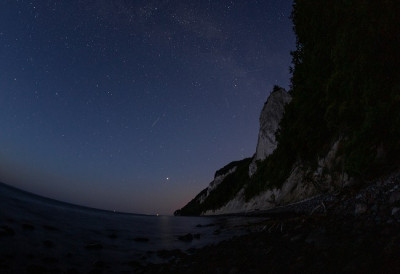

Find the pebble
[[290, 234, 303, 242], [178, 233, 193, 242], [354, 203, 368, 215], [389, 191, 400, 204], [391, 207, 400, 216]]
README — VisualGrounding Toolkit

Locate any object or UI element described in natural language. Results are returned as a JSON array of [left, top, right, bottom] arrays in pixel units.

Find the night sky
[[0, 0, 295, 215]]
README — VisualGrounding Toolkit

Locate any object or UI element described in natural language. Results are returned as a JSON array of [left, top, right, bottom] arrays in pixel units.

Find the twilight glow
[[0, 0, 295, 215]]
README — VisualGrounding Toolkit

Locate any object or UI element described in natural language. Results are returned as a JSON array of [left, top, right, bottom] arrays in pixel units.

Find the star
[[0, 0, 295, 215]]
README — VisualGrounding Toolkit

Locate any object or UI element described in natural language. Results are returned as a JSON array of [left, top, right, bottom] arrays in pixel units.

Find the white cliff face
[[249, 88, 292, 177], [202, 139, 347, 215], [198, 166, 237, 204], [255, 88, 292, 161], [178, 88, 350, 216], [201, 89, 294, 215], [202, 188, 280, 215]]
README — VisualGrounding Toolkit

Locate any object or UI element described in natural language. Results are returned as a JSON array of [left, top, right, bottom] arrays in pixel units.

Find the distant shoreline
[[0, 181, 151, 217]]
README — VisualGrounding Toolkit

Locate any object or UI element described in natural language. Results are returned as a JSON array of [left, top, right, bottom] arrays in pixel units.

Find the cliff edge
[[175, 87, 292, 216], [176, 0, 400, 216]]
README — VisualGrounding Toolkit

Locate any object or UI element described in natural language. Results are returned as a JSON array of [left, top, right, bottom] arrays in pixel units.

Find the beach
[[2, 173, 400, 273], [0, 182, 266, 273]]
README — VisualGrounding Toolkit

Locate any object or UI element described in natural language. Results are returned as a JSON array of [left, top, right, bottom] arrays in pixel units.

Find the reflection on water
[[0, 182, 264, 258]]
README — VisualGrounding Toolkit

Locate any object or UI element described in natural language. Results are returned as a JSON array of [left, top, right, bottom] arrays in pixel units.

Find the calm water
[[0, 182, 264, 269]]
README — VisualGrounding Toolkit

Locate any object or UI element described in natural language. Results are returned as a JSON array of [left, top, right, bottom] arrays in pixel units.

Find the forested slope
[[177, 1, 400, 215], [246, 0, 400, 199]]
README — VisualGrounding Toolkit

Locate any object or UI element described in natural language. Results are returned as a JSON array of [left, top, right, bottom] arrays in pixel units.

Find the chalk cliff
[[175, 87, 294, 216], [249, 88, 292, 177], [176, 0, 400, 216]]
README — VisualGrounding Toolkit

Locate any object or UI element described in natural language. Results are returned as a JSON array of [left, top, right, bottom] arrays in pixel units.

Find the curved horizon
[[0, 0, 295, 215]]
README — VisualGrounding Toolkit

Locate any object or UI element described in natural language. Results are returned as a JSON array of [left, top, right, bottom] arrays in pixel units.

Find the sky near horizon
[[0, 0, 295, 215]]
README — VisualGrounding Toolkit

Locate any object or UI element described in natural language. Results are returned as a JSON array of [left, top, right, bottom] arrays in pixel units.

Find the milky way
[[0, 0, 295, 214]]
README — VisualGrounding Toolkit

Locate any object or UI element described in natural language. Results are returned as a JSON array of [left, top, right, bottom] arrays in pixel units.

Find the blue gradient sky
[[0, 0, 295, 215]]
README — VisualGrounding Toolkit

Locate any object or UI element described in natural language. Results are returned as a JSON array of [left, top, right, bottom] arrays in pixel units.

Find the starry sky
[[0, 0, 295, 215]]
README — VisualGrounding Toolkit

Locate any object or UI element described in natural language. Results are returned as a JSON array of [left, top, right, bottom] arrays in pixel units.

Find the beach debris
[[391, 207, 400, 216], [389, 191, 400, 204], [354, 203, 368, 215]]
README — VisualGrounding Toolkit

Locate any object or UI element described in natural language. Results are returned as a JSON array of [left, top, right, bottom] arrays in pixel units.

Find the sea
[[0, 182, 265, 272]]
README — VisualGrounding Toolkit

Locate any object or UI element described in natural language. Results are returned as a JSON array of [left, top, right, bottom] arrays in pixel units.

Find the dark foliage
[[174, 188, 208, 216], [176, 158, 252, 215], [214, 159, 249, 178], [179, 0, 400, 211], [246, 0, 400, 199], [289, 0, 399, 176]]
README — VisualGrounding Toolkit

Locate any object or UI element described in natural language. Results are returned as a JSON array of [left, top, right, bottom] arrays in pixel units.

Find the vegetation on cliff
[[177, 1, 400, 215], [175, 158, 252, 216], [245, 0, 400, 199]]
